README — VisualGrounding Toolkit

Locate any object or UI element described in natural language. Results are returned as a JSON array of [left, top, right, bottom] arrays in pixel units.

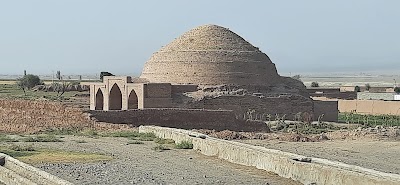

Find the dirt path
[[240, 140, 400, 174], [19, 136, 300, 185]]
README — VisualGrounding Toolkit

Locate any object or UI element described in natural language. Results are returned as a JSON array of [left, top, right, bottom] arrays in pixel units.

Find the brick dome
[[140, 24, 281, 86]]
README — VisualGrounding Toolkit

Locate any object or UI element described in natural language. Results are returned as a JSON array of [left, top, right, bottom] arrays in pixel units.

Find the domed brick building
[[90, 24, 336, 124], [141, 24, 281, 86]]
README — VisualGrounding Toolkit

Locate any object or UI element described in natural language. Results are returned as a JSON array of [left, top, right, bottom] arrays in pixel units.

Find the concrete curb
[[0, 153, 72, 185], [139, 125, 400, 185]]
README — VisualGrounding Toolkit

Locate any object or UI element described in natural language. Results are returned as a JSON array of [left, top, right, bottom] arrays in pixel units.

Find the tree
[[365, 83, 371, 91], [17, 74, 42, 95], [311, 82, 319, 87], [100, 71, 114, 80], [354, 86, 361, 92], [395, 87, 400, 94]]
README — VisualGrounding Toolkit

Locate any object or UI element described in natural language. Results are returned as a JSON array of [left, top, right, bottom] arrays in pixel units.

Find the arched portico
[[95, 89, 104, 110], [89, 76, 149, 111], [128, 90, 138, 109], [109, 83, 122, 110]]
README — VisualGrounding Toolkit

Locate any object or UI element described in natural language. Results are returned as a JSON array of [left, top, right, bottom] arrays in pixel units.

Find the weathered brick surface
[[313, 100, 339, 122], [0, 99, 93, 133], [145, 83, 172, 98], [171, 85, 198, 94], [140, 24, 281, 86], [177, 94, 315, 120], [89, 109, 269, 132], [339, 100, 400, 115]]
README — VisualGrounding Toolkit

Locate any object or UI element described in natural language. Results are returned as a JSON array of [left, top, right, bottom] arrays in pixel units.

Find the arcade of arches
[[89, 76, 175, 111]]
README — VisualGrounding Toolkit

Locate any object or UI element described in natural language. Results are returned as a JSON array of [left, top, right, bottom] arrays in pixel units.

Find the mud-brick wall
[[143, 83, 173, 108], [182, 95, 314, 120], [339, 100, 400, 115], [313, 100, 338, 122], [89, 109, 269, 132], [0, 99, 92, 133]]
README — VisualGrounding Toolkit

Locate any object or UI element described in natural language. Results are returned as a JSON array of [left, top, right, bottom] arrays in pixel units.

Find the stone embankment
[[0, 153, 71, 185], [139, 125, 400, 185]]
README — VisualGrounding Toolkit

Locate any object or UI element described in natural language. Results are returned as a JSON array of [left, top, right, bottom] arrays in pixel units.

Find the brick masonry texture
[[177, 94, 314, 120], [88, 109, 269, 132], [140, 24, 280, 86]]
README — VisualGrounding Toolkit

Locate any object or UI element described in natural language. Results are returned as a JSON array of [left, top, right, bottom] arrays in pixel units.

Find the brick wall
[[339, 100, 400, 115], [88, 109, 269, 132], [177, 94, 314, 120], [171, 85, 198, 94], [145, 83, 172, 98], [313, 100, 338, 122]]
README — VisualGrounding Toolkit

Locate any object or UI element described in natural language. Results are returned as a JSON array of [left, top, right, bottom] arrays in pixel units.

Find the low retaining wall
[[89, 108, 269, 132], [139, 126, 400, 185], [0, 153, 71, 185], [339, 100, 400, 115]]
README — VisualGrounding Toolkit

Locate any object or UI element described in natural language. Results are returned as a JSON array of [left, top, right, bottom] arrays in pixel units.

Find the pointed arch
[[109, 83, 122, 110], [95, 89, 104, 110], [128, 90, 138, 109]]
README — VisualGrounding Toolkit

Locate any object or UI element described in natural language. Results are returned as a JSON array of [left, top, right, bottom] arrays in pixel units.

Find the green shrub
[[23, 135, 62, 142], [136, 132, 157, 141], [154, 138, 175, 145], [0, 134, 19, 142], [78, 130, 99, 138], [43, 128, 80, 135], [9, 144, 35, 151], [0, 145, 37, 157], [311, 82, 319, 87], [104, 131, 141, 138], [395, 87, 400, 94], [74, 140, 87, 143], [152, 144, 169, 151], [175, 140, 193, 149], [102, 131, 156, 141], [127, 141, 144, 145], [17, 74, 42, 89]]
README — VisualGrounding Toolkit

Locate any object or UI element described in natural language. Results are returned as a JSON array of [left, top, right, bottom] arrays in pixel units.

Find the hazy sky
[[1, 0, 399, 76]]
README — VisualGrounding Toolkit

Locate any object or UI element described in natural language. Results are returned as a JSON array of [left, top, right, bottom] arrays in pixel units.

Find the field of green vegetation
[[338, 113, 400, 127], [0, 83, 83, 100]]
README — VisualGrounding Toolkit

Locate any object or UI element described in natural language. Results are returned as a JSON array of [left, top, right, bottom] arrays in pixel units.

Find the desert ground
[[0, 133, 300, 185]]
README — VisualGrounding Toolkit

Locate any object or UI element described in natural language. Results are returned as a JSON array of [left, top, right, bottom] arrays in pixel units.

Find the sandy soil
[[7, 136, 300, 185], [240, 140, 400, 174]]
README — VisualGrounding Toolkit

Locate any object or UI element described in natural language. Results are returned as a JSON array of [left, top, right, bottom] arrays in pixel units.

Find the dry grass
[[18, 150, 112, 164], [0, 144, 112, 164], [0, 80, 16, 85]]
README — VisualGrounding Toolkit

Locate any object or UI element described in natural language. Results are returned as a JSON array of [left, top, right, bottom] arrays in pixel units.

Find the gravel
[[26, 136, 299, 185]]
